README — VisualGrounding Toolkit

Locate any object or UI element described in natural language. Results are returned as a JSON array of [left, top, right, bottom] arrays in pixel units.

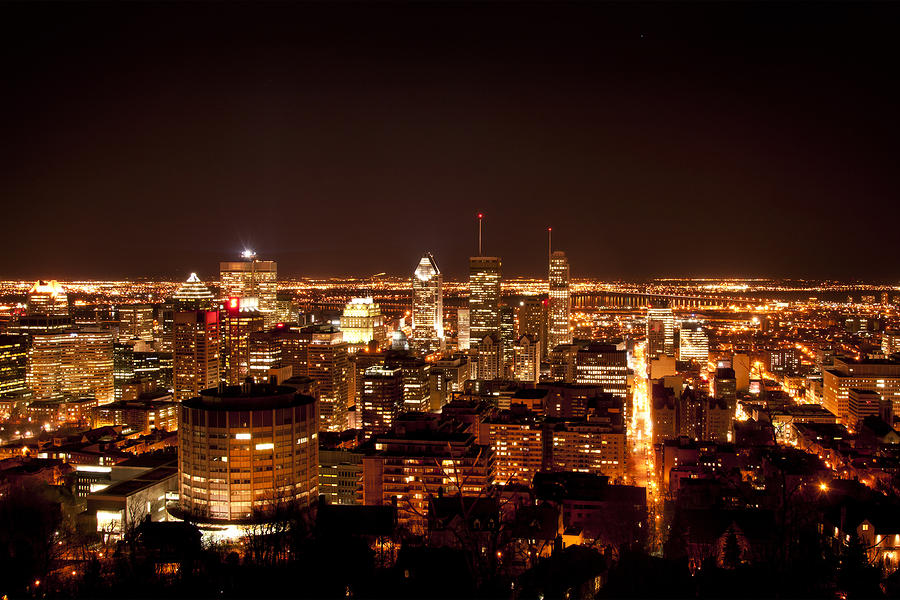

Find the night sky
[[2, 2, 899, 281]]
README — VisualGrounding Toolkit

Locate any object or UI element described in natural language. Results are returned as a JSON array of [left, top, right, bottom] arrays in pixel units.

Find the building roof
[[183, 383, 316, 411]]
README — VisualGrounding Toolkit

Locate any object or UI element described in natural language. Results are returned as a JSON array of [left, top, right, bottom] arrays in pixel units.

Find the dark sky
[[2, 2, 899, 281]]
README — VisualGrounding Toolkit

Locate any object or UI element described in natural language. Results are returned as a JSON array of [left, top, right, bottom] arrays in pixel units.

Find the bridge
[[571, 291, 761, 309]]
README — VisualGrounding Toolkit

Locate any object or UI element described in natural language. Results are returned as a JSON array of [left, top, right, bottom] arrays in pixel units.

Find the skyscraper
[[117, 304, 154, 342], [27, 280, 68, 316], [468, 257, 501, 350], [298, 324, 350, 432], [517, 297, 548, 358], [340, 297, 386, 346], [678, 320, 709, 364], [172, 273, 216, 310], [223, 297, 264, 384], [411, 252, 443, 354], [548, 250, 571, 351], [220, 251, 278, 328], [0, 335, 28, 398], [361, 366, 403, 440], [173, 310, 220, 402], [27, 327, 115, 404], [647, 305, 676, 359]]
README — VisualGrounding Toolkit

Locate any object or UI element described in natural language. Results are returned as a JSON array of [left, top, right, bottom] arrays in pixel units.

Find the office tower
[[220, 252, 278, 327], [512, 334, 541, 383], [340, 297, 386, 346], [178, 382, 318, 522], [468, 257, 501, 350], [222, 297, 264, 384], [883, 330, 900, 357], [517, 297, 548, 359], [651, 382, 677, 443], [133, 350, 172, 392], [475, 333, 504, 380], [575, 343, 628, 397], [299, 325, 350, 432], [361, 366, 404, 440], [362, 414, 494, 533], [27, 280, 68, 316], [94, 391, 178, 434], [173, 310, 220, 402], [117, 304, 154, 342], [157, 301, 175, 353], [769, 347, 801, 375], [549, 343, 580, 383], [27, 327, 115, 404], [499, 304, 516, 371], [249, 327, 306, 384], [548, 250, 571, 351], [275, 292, 300, 325], [678, 320, 709, 364], [823, 357, 900, 425], [457, 308, 470, 351], [319, 448, 363, 505], [713, 367, 737, 404], [411, 253, 444, 354], [430, 356, 470, 409], [0, 334, 28, 397], [113, 342, 135, 400], [732, 353, 751, 392], [702, 398, 733, 442], [646, 305, 676, 359], [172, 273, 216, 310]]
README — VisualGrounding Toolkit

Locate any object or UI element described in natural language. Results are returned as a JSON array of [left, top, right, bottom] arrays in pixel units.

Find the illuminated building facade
[[486, 416, 544, 485], [512, 334, 541, 384], [172, 273, 216, 309], [362, 415, 494, 533], [548, 250, 571, 351], [177, 382, 319, 522], [678, 321, 709, 364], [518, 297, 549, 359], [549, 419, 627, 482], [0, 334, 28, 397], [299, 325, 350, 432], [319, 449, 363, 505], [220, 253, 278, 328], [883, 329, 900, 358], [27, 280, 68, 316], [223, 297, 264, 385], [823, 357, 900, 425], [94, 393, 178, 434], [361, 366, 403, 440], [411, 253, 443, 354], [647, 306, 675, 359], [340, 297, 386, 346], [117, 304, 154, 342], [549, 343, 580, 383], [575, 343, 628, 398], [173, 310, 220, 402], [27, 328, 115, 404], [468, 256, 501, 350], [475, 333, 503, 381], [457, 308, 470, 351], [769, 347, 801, 375]]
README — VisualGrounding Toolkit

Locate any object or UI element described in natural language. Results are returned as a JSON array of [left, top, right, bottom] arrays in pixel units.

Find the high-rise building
[[222, 297, 264, 384], [220, 252, 278, 328], [173, 310, 220, 402], [646, 306, 676, 359], [485, 412, 543, 485], [457, 308, 470, 352], [299, 325, 350, 432], [512, 334, 541, 384], [883, 329, 900, 358], [823, 357, 900, 425], [411, 253, 444, 354], [575, 343, 628, 398], [117, 304, 154, 342], [0, 334, 28, 398], [769, 347, 801, 375], [468, 257, 501, 350], [113, 342, 135, 400], [475, 333, 504, 381], [172, 273, 217, 310], [27, 280, 68, 316], [177, 382, 319, 522], [678, 321, 709, 364], [549, 343, 581, 383], [517, 297, 548, 359], [548, 250, 572, 351], [499, 304, 516, 371], [27, 327, 115, 404], [340, 297, 386, 346], [361, 366, 404, 440]]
